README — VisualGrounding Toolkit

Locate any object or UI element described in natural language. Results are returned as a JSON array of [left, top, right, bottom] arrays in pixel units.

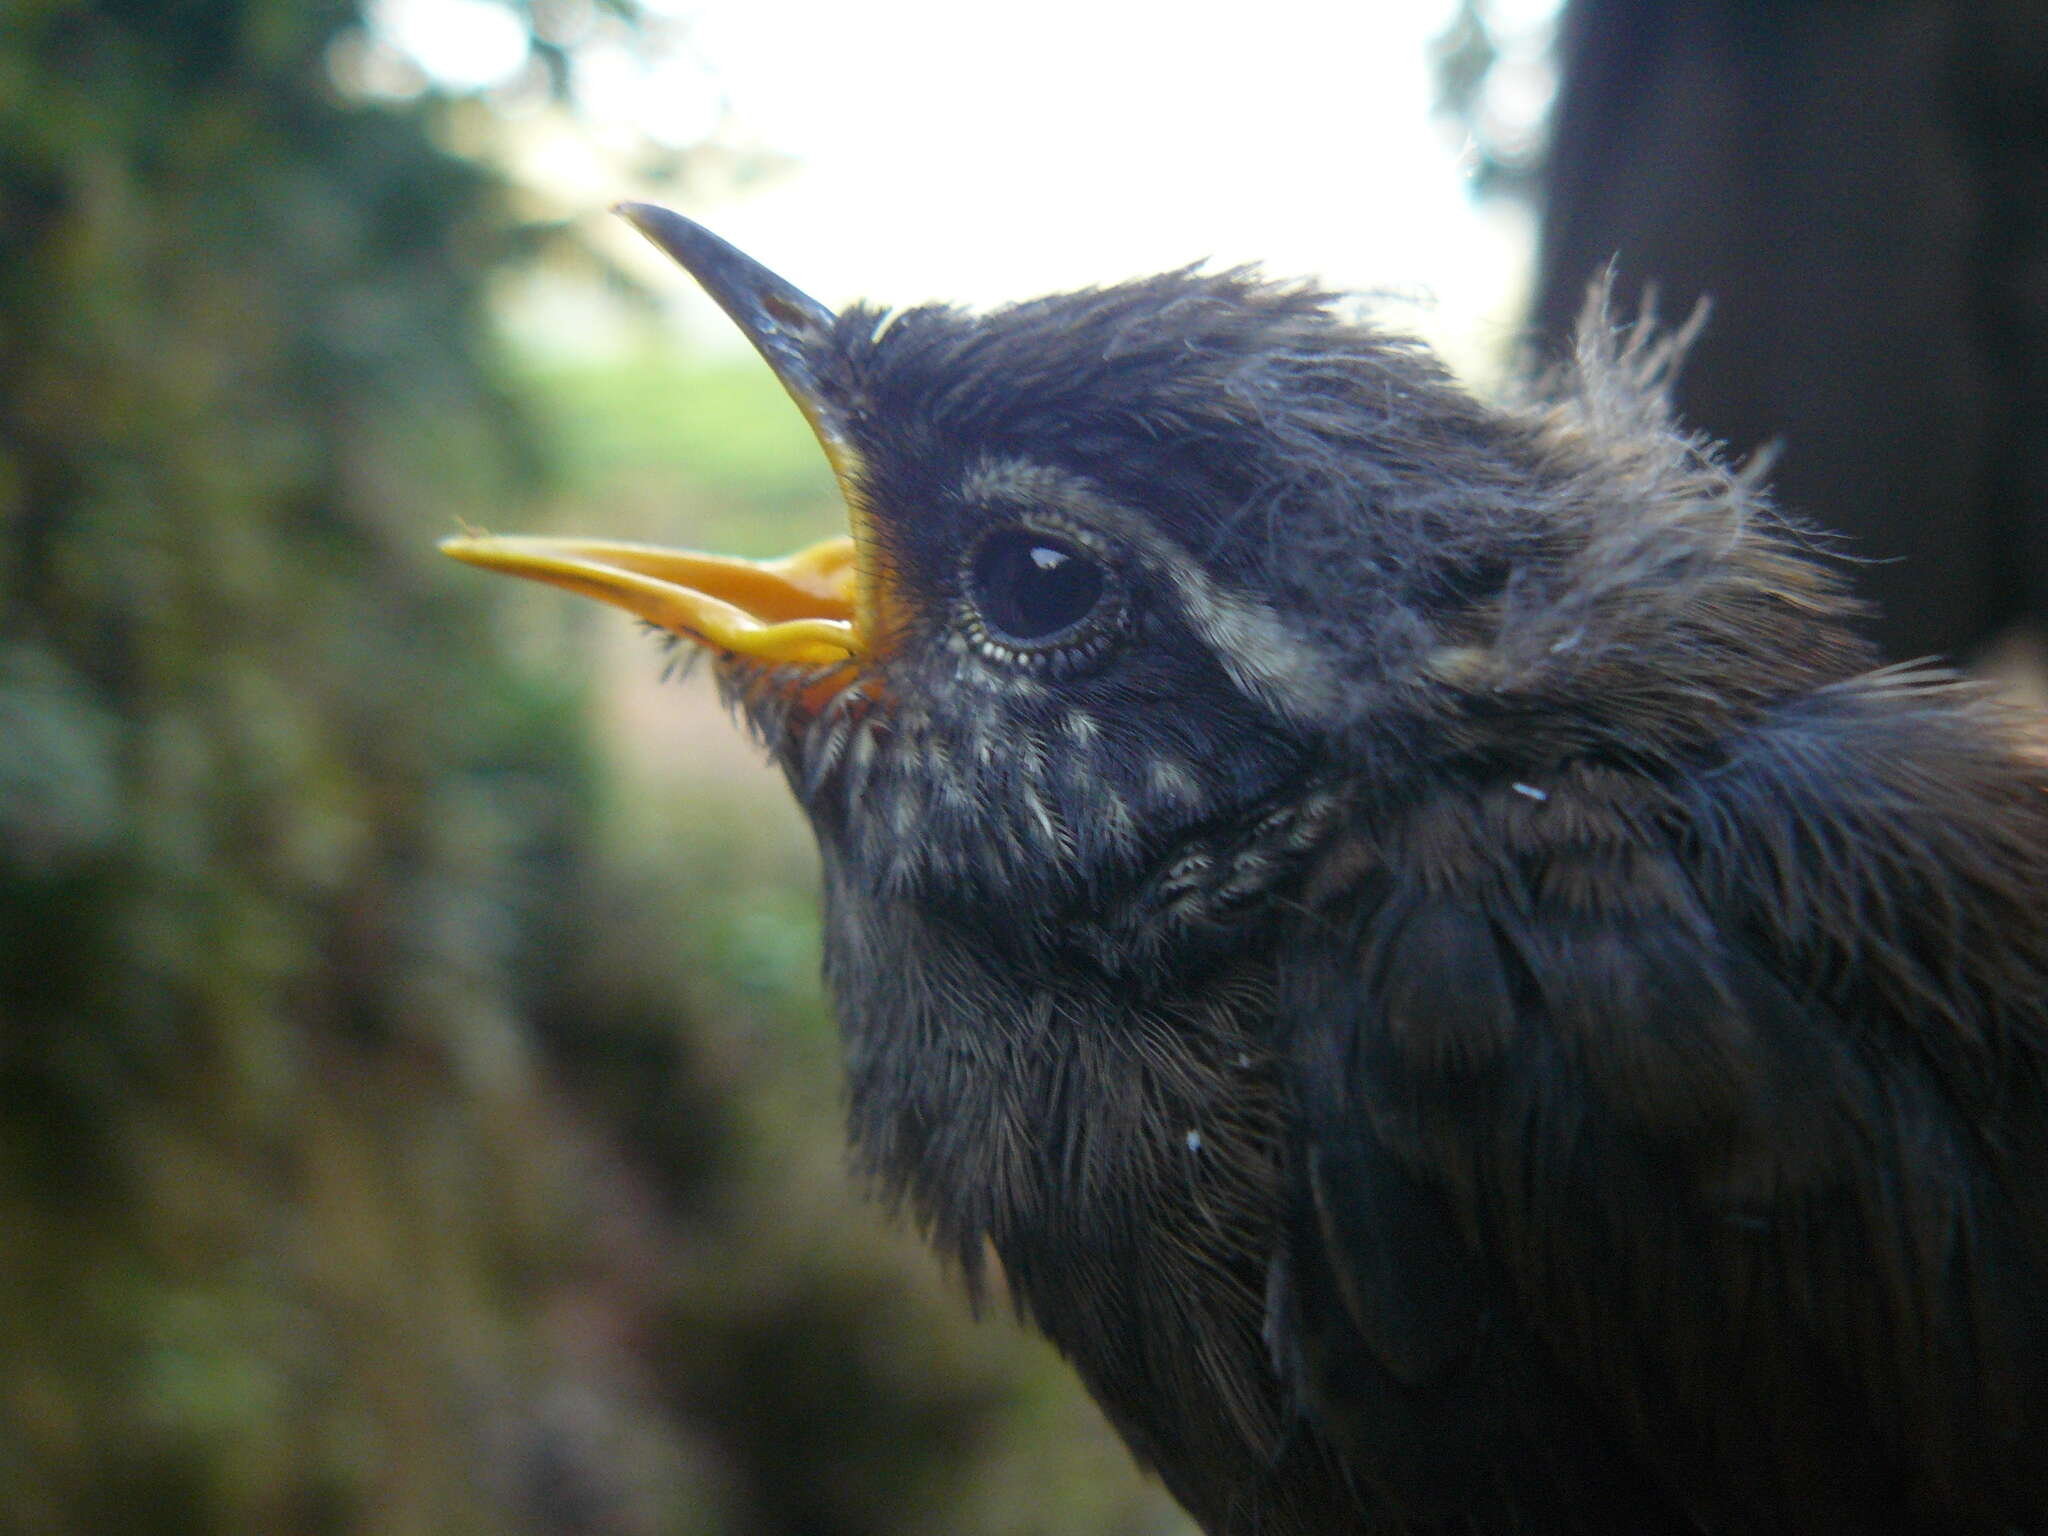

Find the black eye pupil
[[970, 530, 1106, 645]]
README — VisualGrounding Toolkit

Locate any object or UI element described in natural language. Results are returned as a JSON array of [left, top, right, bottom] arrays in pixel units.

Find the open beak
[[440, 204, 880, 671]]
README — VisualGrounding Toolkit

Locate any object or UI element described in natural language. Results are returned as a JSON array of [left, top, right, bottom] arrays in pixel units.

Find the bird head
[[445, 206, 1866, 933]]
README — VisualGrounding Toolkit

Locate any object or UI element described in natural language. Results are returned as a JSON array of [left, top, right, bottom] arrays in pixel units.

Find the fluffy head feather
[[729, 268, 1872, 933]]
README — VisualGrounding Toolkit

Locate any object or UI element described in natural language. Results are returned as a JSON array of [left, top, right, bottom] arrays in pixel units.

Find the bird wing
[[1277, 675, 2048, 1531]]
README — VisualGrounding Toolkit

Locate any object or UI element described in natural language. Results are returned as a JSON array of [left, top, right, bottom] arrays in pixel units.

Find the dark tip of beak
[[614, 202, 845, 428]]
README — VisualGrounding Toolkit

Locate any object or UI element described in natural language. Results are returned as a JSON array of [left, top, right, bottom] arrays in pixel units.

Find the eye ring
[[956, 519, 1128, 674]]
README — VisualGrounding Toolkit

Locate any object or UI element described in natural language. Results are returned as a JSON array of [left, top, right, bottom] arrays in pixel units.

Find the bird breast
[[822, 847, 1368, 1531]]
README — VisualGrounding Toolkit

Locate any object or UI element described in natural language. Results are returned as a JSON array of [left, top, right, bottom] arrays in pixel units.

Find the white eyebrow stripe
[[958, 456, 1342, 725], [1160, 559, 1342, 724]]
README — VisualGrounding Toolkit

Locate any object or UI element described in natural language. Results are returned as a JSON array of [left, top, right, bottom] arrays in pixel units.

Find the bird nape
[[444, 203, 2048, 1536]]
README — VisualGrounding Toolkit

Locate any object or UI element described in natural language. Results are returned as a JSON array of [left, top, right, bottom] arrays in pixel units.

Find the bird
[[444, 204, 2048, 1535]]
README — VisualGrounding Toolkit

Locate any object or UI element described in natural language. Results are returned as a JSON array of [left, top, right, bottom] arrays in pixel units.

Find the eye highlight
[[959, 523, 1126, 670]]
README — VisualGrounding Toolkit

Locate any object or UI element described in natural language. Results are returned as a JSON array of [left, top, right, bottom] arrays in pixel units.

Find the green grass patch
[[513, 349, 846, 553]]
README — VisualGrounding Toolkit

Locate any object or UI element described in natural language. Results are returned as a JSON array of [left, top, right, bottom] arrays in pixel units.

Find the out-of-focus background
[[1, 1, 2040, 1532]]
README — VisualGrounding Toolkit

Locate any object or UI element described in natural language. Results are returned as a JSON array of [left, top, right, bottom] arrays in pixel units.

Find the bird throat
[[819, 774, 1361, 1531]]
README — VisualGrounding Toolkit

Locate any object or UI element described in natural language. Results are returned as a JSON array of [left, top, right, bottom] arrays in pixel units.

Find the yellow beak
[[439, 533, 861, 666], [442, 205, 891, 671]]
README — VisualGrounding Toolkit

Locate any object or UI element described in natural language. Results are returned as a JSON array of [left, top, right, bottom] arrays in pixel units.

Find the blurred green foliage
[[521, 357, 840, 533], [1429, 0, 1552, 201], [0, 1, 1188, 1532]]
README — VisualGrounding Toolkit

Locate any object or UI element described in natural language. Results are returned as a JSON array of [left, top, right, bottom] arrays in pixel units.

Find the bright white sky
[[370, 0, 1560, 382]]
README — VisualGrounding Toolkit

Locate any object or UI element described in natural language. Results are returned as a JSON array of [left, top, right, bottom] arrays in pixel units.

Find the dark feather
[[1284, 697, 2048, 1531]]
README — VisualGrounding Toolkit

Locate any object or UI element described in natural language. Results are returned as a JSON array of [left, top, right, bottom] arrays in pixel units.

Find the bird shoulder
[[1276, 675, 2048, 1528]]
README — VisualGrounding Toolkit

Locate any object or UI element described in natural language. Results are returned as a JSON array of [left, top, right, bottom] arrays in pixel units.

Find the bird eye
[[967, 528, 1110, 647]]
